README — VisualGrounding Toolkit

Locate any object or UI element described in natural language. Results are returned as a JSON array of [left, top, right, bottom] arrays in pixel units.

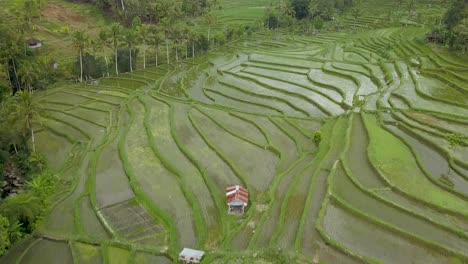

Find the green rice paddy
[[2, 0, 468, 263]]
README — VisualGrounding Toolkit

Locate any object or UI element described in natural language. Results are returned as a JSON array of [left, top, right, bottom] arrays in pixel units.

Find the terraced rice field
[[3, 15, 468, 264]]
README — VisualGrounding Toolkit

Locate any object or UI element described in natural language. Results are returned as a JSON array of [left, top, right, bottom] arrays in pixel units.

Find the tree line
[[431, 0, 468, 53], [263, 0, 356, 33]]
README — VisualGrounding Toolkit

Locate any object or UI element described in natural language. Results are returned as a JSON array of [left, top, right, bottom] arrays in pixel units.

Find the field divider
[[330, 193, 468, 261], [117, 102, 179, 256], [230, 72, 330, 117], [187, 107, 258, 247], [195, 107, 272, 152], [234, 69, 339, 115], [361, 113, 468, 218], [139, 97, 206, 248], [314, 161, 374, 264], [248, 154, 310, 248], [188, 108, 250, 192], [41, 108, 107, 128], [341, 158, 468, 239], [152, 91, 319, 121], [383, 122, 468, 201], [166, 102, 227, 245], [204, 87, 285, 115], [217, 78, 308, 117], [41, 114, 92, 140], [60, 90, 119, 106]]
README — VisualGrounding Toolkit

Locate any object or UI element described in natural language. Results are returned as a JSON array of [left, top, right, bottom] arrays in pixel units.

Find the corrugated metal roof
[[226, 185, 248, 205], [179, 248, 205, 258]]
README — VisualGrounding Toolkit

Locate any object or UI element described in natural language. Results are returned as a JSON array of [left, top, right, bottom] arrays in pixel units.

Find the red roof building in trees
[[226, 185, 248, 214]]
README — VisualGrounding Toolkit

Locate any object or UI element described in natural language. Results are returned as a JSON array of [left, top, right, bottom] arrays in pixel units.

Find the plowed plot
[[100, 200, 165, 245]]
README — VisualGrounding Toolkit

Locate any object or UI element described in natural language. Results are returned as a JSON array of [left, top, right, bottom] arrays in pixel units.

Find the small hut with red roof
[[226, 185, 248, 215]]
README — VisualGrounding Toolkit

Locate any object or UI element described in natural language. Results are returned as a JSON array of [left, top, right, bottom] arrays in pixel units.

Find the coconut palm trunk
[[12, 59, 19, 90], [129, 48, 133, 72], [166, 42, 170, 64], [104, 56, 109, 76], [143, 48, 146, 69], [79, 50, 83, 82], [155, 45, 159, 66], [29, 117, 35, 153], [115, 48, 119, 75]]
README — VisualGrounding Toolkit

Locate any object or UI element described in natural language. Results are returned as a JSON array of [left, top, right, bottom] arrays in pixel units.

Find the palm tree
[[123, 29, 137, 72], [110, 23, 122, 75], [454, 19, 468, 54], [17, 61, 38, 92], [171, 24, 186, 63], [137, 24, 149, 69], [149, 26, 163, 67], [10, 91, 40, 153], [96, 30, 111, 76], [120, 0, 125, 12], [203, 12, 217, 42], [187, 28, 197, 58], [72, 30, 88, 82], [161, 18, 173, 64]]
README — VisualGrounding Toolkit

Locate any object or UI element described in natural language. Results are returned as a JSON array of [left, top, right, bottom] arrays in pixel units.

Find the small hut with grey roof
[[178, 248, 205, 263]]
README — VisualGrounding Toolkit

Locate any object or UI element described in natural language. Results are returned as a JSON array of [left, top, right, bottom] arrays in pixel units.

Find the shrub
[[0, 215, 9, 257], [112, 48, 137, 74], [265, 13, 280, 29], [445, 133, 467, 146], [0, 193, 41, 234], [313, 130, 323, 144], [74, 53, 107, 79]]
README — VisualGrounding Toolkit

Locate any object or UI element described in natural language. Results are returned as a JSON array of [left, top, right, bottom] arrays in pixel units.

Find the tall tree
[[122, 29, 137, 72], [72, 30, 89, 82], [110, 23, 122, 75], [290, 0, 311, 19], [10, 91, 40, 153], [203, 12, 217, 42], [149, 26, 163, 67], [96, 30, 111, 76], [161, 18, 173, 64], [453, 19, 468, 54], [137, 23, 149, 69], [23, 0, 40, 24], [351, 3, 362, 30], [17, 61, 38, 92], [0, 23, 24, 92]]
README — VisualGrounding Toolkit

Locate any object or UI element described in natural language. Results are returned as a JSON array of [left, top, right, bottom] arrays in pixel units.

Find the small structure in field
[[178, 248, 205, 263], [226, 185, 248, 215], [26, 38, 42, 49]]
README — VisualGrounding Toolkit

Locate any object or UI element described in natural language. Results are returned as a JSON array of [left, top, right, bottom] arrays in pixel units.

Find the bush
[[0, 193, 41, 235], [313, 130, 323, 144], [0, 215, 9, 257], [112, 48, 137, 74], [265, 13, 280, 29], [213, 32, 227, 46], [74, 53, 107, 79], [445, 133, 467, 146], [196, 33, 210, 53]]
